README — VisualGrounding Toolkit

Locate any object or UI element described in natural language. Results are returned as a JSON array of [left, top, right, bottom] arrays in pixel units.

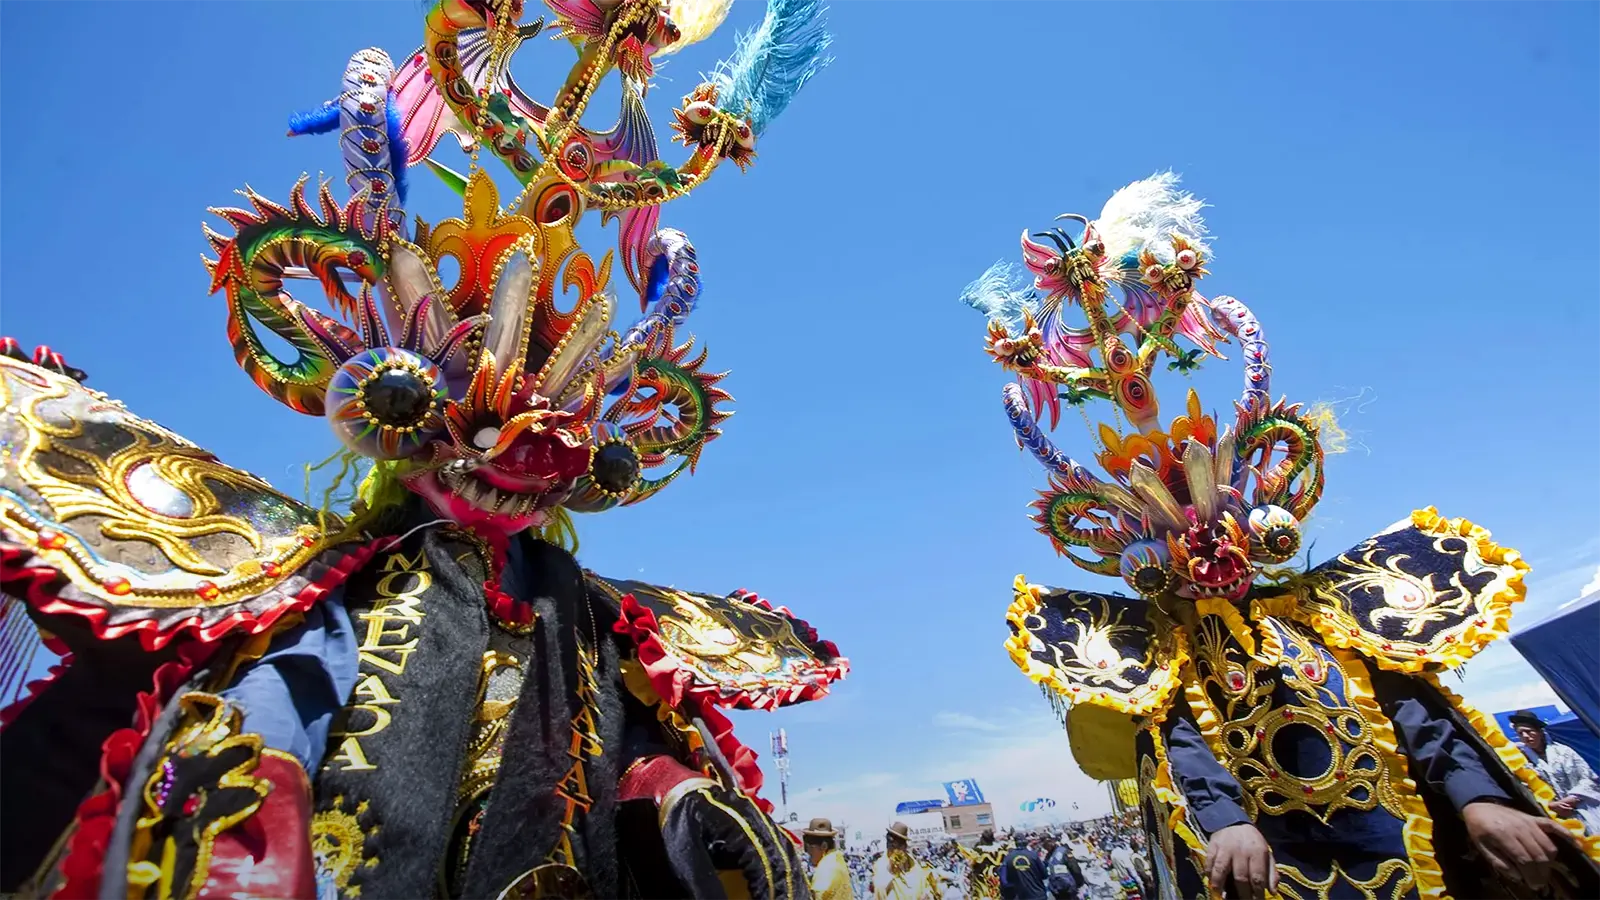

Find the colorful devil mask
[[206, 0, 831, 536], [962, 173, 1325, 601]]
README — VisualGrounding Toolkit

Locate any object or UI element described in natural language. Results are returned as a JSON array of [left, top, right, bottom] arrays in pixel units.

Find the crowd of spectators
[[818, 810, 1153, 899]]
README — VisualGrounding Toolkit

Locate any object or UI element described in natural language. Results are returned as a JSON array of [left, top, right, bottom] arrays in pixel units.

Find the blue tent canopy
[[1501, 591, 1600, 771], [1508, 591, 1600, 736]]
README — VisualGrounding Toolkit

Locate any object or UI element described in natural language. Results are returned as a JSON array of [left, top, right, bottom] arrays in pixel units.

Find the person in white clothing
[[1511, 709, 1600, 835]]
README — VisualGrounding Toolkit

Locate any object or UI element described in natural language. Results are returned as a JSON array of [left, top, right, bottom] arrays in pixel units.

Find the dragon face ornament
[[216, 0, 829, 539], [962, 173, 1324, 604]]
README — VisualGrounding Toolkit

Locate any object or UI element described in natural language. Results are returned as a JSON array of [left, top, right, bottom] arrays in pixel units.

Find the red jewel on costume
[[102, 576, 132, 596], [263, 561, 281, 577], [38, 528, 66, 550], [196, 581, 221, 601], [1282, 709, 1295, 721]]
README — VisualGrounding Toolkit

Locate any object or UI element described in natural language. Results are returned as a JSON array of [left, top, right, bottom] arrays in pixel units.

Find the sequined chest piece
[[443, 630, 533, 897], [1185, 608, 1402, 824]]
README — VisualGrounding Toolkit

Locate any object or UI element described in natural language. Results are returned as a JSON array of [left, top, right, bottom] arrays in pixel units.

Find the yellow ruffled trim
[[1146, 719, 1207, 863], [1324, 645, 1446, 898], [1196, 598, 1258, 658], [1423, 674, 1600, 860], [1004, 574, 1187, 717], [1297, 507, 1529, 675], [620, 659, 707, 757]]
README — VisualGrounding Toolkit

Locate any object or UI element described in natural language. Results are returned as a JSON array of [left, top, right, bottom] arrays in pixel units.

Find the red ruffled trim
[[613, 590, 849, 815], [476, 534, 536, 629], [0, 539, 379, 652], [0, 632, 72, 728], [696, 699, 774, 814], [54, 638, 213, 899]]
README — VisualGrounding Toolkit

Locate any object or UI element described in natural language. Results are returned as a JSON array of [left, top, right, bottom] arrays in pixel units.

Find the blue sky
[[3, 2, 1596, 836]]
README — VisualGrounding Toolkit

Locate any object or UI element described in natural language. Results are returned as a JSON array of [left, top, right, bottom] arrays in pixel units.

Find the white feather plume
[[658, 0, 735, 55], [1092, 171, 1210, 265]]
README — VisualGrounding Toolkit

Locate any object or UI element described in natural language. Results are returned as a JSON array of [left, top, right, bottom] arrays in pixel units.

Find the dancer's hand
[[1549, 795, 1579, 816], [1206, 823, 1277, 900], [1463, 800, 1579, 891]]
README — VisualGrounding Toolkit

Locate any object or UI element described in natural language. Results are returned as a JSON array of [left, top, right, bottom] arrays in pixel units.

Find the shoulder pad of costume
[[1006, 575, 1185, 719], [1258, 506, 1528, 674], [0, 356, 377, 650], [590, 572, 848, 711]]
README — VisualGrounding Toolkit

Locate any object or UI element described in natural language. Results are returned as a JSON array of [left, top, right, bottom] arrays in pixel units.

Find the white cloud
[[1467, 680, 1565, 717], [932, 711, 1006, 732], [1568, 565, 1600, 609]]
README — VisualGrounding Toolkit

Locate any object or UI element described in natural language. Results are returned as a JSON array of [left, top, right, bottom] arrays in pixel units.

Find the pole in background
[[771, 728, 791, 823]]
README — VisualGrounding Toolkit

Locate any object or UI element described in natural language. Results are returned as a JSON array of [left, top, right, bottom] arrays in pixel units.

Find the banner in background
[[943, 779, 986, 806], [894, 799, 946, 815]]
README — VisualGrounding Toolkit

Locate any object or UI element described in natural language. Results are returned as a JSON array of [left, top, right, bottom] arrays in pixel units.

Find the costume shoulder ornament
[[597, 573, 847, 710], [0, 345, 371, 649], [958, 172, 1528, 720]]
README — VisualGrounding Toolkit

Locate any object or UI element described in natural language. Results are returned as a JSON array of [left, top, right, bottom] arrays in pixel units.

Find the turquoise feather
[[960, 262, 1037, 331], [708, 0, 833, 136]]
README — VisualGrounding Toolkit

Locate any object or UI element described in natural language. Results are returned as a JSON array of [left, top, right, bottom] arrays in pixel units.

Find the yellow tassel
[[1305, 402, 1349, 455]]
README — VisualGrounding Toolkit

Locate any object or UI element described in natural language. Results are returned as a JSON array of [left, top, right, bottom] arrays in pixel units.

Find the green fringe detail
[[302, 449, 365, 536], [535, 507, 580, 555]]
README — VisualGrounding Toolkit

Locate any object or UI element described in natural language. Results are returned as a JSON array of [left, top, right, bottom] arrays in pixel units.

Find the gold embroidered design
[[459, 650, 528, 802], [1273, 858, 1412, 900], [548, 630, 603, 868], [326, 547, 431, 773], [1005, 575, 1187, 717], [1286, 507, 1528, 673], [0, 356, 341, 609], [126, 693, 270, 900], [598, 576, 822, 679], [311, 796, 381, 898], [1187, 611, 1402, 824]]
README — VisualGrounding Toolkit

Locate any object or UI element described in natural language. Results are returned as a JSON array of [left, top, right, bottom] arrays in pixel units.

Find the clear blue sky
[[3, 2, 1596, 834]]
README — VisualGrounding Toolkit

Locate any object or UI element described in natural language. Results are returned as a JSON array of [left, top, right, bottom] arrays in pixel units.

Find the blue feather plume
[[959, 262, 1037, 330], [385, 93, 410, 205], [287, 101, 340, 136], [708, 0, 833, 136]]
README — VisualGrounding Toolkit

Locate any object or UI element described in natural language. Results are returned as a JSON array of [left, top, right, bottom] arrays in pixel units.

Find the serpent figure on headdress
[[0, 1, 840, 897], [960, 173, 1600, 900]]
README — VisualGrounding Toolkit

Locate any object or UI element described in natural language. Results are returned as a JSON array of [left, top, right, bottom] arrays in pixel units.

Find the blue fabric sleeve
[[1372, 669, 1511, 810], [219, 587, 360, 770], [1163, 708, 1252, 835]]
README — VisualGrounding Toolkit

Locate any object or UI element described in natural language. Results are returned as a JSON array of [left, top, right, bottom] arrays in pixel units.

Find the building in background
[[940, 778, 993, 843], [940, 802, 995, 842]]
